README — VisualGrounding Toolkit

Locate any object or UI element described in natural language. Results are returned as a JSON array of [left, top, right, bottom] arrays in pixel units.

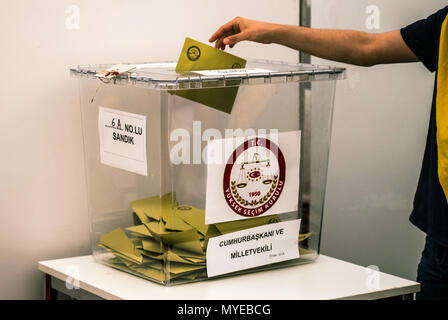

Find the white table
[[38, 254, 419, 300]]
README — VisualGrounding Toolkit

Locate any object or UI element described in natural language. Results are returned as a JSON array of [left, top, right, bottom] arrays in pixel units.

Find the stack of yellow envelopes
[[99, 192, 312, 284]]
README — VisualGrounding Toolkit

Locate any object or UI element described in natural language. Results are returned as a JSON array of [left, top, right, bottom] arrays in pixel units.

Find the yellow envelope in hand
[[172, 37, 247, 114]]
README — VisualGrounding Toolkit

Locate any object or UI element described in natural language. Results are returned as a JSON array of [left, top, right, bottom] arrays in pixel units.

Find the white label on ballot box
[[205, 131, 301, 224], [206, 219, 301, 277], [98, 107, 147, 176]]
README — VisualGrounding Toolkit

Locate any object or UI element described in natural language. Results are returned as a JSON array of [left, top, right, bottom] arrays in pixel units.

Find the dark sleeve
[[400, 6, 448, 72]]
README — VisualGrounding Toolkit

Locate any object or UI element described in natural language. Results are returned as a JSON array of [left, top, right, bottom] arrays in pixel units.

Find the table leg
[[402, 293, 414, 300], [45, 274, 58, 300]]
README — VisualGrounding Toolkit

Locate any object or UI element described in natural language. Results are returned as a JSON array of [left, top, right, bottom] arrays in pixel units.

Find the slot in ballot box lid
[[70, 60, 345, 90]]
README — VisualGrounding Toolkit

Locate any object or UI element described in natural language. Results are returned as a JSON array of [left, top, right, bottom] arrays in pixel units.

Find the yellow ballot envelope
[[172, 37, 247, 114]]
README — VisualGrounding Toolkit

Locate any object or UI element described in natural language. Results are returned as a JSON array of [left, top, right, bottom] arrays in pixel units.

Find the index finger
[[209, 18, 238, 43]]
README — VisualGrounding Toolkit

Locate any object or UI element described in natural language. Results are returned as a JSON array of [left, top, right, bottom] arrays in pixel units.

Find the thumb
[[224, 32, 247, 47]]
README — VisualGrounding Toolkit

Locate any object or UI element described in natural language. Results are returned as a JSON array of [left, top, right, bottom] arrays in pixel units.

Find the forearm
[[211, 17, 418, 66], [270, 25, 379, 66]]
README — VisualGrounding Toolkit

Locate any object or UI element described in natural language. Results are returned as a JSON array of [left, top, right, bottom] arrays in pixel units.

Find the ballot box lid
[[70, 60, 345, 90]]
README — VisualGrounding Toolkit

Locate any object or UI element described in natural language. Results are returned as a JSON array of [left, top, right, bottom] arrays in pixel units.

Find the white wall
[[0, 0, 299, 299], [311, 0, 447, 281]]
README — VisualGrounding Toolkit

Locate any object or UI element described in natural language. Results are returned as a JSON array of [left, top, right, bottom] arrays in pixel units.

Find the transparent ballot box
[[72, 60, 345, 285]]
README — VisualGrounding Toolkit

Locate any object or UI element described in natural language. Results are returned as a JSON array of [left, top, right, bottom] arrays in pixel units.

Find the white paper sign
[[98, 107, 147, 176], [206, 219, 301, 277], [193, 68, 274, 77], [205, 131, 301, 224]]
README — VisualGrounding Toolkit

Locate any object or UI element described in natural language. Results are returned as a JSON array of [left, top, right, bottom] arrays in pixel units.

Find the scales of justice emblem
[[223, 137, 286, 218]]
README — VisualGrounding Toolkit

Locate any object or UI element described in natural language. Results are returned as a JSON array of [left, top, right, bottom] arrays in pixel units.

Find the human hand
[[209, 17, 279, 50]]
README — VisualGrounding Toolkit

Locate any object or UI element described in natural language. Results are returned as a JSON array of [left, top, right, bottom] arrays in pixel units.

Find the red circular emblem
[[249, 171, 261, 179], [223, 137, 286, 218]]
